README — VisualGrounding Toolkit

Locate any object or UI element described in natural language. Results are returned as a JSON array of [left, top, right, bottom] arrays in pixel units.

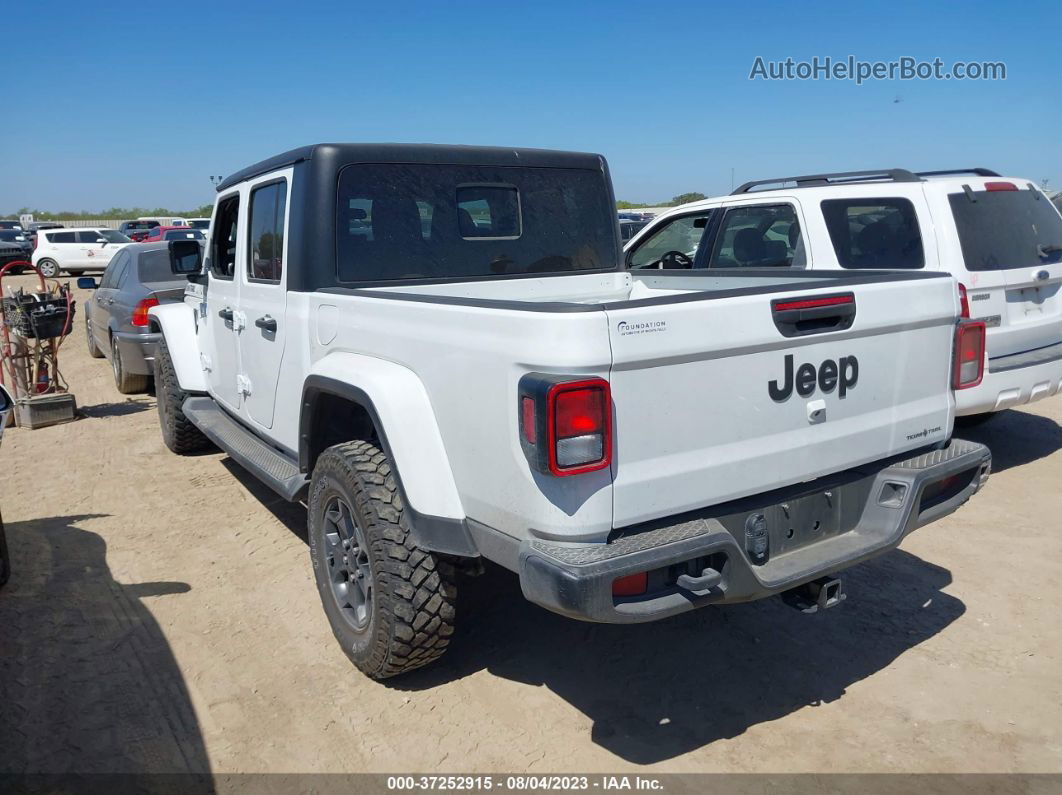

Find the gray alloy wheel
[[36, 259, 59, 278], [321, 496, 374, 631], [86, 316, 103, 358]]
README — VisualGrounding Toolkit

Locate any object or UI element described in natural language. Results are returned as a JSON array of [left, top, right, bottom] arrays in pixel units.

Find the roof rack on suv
[[915, 168, 1001, 178], [731, 169, 921, 194]]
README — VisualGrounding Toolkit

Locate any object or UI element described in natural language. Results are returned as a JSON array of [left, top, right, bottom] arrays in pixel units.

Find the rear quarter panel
[[275, 292, 617, 542]]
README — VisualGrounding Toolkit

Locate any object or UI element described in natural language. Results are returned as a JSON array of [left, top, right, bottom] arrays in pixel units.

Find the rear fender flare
[[301, 353, 474, 556], [148, 302, 206, 392]]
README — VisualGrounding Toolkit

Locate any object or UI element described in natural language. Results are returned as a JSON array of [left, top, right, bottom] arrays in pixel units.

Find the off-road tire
[[111, 336, 150, 394], [309, 440, 457, 679], [36, 259, 59, 278], [86, 315, 104, 358], [153, 337, 210, 454]]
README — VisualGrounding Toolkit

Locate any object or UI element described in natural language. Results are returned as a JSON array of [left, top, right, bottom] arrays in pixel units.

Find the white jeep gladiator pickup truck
[[151, 144, 991, 679]]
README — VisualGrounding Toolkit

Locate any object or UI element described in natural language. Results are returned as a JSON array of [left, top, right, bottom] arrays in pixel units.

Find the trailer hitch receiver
[[781, 576, 846, 614]]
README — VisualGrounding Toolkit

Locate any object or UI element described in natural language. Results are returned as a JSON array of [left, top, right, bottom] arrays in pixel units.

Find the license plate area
[[715, 482, 864, 565]]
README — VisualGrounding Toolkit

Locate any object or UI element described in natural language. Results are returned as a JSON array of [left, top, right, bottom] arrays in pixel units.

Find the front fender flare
[[148, 303, 206, 393], [301, 354, 474, 556]]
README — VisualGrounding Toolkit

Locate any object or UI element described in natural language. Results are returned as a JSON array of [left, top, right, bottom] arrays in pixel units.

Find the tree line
[[5, 205, 216, 220], [616, 192, 707, 209]]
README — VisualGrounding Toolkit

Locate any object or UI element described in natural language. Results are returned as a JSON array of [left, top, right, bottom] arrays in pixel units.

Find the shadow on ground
[[218, 450, 965, 765], [406, 550, 963, 764], [79, 400, 153, 419], [0, 514, 213, 785], [955, 408, 1061, 473]]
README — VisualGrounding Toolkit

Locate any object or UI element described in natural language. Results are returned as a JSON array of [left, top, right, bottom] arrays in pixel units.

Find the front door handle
[[218, 308, 234, 323], [255, 315, 277, 333]]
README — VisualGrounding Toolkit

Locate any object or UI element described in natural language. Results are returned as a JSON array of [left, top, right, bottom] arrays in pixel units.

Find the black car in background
[[118, 220, 161, 242], [0, 220, 23, 231], [0, 229, 33, 260], [0, 240, 27, 273]]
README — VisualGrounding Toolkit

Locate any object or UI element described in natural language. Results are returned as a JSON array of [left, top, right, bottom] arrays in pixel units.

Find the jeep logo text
[[769, 354, 859, 401]]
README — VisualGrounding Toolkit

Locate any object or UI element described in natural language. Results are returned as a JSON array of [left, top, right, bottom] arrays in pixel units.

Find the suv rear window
[[949, 188, 1062, 270], [821, 198, 924, 269], [336, 164, 616, 283]]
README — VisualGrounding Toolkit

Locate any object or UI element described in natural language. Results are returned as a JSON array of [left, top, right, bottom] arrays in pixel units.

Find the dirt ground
[[1, 275, 1061, 776]]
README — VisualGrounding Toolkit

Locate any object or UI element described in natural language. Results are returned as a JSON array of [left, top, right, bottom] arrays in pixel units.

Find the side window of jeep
[[210, 195, 240, 280], [247, 181, 287, 283]]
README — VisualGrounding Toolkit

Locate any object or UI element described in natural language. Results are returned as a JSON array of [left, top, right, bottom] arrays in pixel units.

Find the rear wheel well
[[303, 391, 379, 473]]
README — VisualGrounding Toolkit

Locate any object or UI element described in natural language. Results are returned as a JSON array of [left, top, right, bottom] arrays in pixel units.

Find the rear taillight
[[953, 320, 986, 390], [132, 297, 160, 327], [519, 376, 611, 476], [958, 283, 970, 319], [984, 181, 1017, 191]]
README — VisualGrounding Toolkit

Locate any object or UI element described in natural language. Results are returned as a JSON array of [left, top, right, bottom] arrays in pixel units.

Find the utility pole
[[730, 168, 735, 192]]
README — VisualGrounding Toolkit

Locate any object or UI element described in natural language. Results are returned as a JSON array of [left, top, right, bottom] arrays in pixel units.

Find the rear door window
[[948, 187, 1062, 270], [247, 181, 287, 282], [707, 204, 804, 268], [821, 198, 924, 269]]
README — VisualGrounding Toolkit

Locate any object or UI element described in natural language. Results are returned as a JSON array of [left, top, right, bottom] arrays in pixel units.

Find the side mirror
[[77, 277, 99, 289], [169, 239, 203, 276]]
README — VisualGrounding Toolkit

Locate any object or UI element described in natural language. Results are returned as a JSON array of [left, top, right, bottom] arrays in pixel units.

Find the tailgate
[[606, 274, 958, 527]]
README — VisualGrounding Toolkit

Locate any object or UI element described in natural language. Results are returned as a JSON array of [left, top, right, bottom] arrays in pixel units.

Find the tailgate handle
[[676, 567, 722, 593], [771, 292, 856, 338]]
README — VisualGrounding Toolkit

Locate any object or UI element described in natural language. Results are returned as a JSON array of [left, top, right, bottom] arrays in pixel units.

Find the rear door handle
[[255, 315, 277, 333], [218, 308, 234, 323]]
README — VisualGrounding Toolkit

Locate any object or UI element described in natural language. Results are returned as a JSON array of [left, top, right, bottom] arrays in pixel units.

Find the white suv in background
[[32, 228, 133, 278], [625, 168, 1062, 419]]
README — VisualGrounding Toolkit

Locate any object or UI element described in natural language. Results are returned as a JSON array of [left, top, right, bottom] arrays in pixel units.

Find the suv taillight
[[132, 297, 160, 327], [958, 283, 970, 319], [953, 320, 986, 390], [519, 376, 611, 476]]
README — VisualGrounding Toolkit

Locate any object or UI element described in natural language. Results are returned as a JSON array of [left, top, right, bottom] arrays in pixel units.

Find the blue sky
[[2, 0, 1058, 211]]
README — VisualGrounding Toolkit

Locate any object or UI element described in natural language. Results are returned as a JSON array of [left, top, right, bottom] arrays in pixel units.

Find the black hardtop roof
[[216, 143, 607, 193]]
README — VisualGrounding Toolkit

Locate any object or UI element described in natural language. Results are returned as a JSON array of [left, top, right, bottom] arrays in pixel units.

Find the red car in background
[[141, 226, 205, 243]]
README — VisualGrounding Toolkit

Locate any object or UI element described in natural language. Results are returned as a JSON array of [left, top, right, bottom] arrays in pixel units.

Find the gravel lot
[[2, 276, 1061, 776]]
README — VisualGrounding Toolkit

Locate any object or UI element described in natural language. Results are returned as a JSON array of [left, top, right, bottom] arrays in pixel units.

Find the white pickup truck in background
[[150, 144, 991, 679]]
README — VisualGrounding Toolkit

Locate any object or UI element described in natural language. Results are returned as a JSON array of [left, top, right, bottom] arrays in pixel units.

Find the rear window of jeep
[[335, 163, 616, 283], [821, 198, 924, 269]]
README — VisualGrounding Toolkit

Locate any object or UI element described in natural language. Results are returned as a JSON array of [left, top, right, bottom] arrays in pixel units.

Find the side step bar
[[182, 397, 309, 501]]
